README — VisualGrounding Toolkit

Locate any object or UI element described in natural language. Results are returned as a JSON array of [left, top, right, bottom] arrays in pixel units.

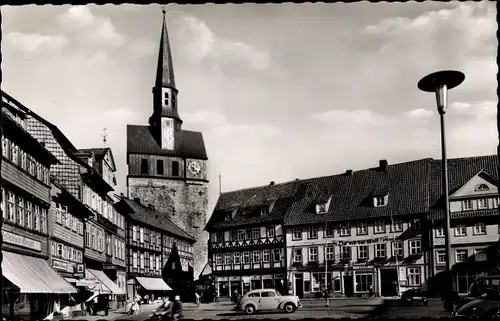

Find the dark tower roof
[[155, 10, 176, 90]]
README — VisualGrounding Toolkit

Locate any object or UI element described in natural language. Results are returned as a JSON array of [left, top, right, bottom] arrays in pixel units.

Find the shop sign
[[250, 275, 260, 280], [274, 274, 284, 279], [52, 259, 67, 271], [75, 264, 85, 273], [74, 273, 84, 278], [242, 276, 250, 283], [103, 265, 117, 270], [218, 276, 228, 281], [3, 231, 41, 251], [229, 276, 240, 281], [262, 275, 272, 280], [66, 262, 76, 273]]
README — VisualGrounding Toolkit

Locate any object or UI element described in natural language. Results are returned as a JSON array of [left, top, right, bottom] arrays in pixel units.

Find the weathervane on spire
[[102, 128, 108, 146], [162, 5, 167, 15]]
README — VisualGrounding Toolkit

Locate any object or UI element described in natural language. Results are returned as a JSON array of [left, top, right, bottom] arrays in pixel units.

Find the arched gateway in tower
[[126, 10, 209, 279]]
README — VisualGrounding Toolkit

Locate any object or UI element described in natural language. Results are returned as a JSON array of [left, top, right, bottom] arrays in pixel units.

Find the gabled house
[[426, 155, 499, 296]]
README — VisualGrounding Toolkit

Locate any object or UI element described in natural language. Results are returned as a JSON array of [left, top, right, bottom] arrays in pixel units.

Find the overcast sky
[[2, 2, 497, 215]]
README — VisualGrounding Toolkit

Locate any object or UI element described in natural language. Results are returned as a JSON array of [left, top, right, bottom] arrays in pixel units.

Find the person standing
[[171, 295, 183, 321], [195, 292, 200, 306]]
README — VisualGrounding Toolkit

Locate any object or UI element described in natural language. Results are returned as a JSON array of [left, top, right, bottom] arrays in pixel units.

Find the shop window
[[304, 280, 311, 292], [355, 274, 373, 292]]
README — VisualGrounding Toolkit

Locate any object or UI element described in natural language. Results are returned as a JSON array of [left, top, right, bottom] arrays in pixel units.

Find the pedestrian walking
[[195, 292, 200, 306], [368, 284, 374, 298], [214, 289, 219, 304], [171, 295, 183, 321]]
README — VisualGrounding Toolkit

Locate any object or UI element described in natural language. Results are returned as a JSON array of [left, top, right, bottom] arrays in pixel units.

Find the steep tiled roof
[[127, 125, 207, 160], [116, 197, 194, 242], [428, 155, 498, 221], [285, 158, 432, 226], [205, 180, 301, 231]]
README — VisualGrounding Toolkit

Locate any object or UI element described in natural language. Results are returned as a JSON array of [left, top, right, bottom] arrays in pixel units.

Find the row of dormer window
[[292, 240, 422, 263], [214, 249, 283, 265], [315, 195, 389, 215], [212, 226, 277, 243], [2, 137, 50, 186], [292, 219, 419, 240]]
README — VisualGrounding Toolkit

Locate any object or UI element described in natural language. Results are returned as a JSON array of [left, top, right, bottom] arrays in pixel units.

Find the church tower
[[126, 10, 209, 278]]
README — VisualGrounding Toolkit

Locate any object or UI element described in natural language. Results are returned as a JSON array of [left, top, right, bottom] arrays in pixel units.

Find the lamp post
[[418, 70, 465, 312]]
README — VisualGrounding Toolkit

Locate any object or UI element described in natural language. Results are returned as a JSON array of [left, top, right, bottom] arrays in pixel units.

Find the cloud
[[363, 2, 496, 54], [310, 109, 393, 126], [176, 15, 271, 72], [449, 100, 497, 120], [57, 6, 127, 48], [406, 108, 434, 120], [7, 32, 68, 52], [183, 110, 281, 137]]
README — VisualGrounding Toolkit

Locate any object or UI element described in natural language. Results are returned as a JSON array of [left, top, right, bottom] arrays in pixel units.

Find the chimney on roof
[[270, 181, 275, 186], [345, 169, 353, 175], [133, 198, 141, 204], [379, 159, 388, 172]]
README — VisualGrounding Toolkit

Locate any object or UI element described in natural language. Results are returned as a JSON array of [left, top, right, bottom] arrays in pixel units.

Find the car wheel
[[245, 305, 256, 315], [284, 303, 296, 313]]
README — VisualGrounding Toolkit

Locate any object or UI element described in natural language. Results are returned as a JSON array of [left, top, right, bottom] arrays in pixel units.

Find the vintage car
[[237, 289, 302, 315], [455, 288, 500, 318]]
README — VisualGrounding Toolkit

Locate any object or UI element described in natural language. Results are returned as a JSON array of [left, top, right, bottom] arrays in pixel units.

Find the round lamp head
[[418, 70, 465, 114], [417, 70, 465, 93]]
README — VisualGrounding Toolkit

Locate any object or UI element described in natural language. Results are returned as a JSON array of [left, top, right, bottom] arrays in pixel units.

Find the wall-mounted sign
[[75, 264, 85, 273], [66, 262, 76, 273], [103, 265, 117, 270], [3, 231, 41, 251], [229, 276, 240, 281], [52, 259, 67, 271]]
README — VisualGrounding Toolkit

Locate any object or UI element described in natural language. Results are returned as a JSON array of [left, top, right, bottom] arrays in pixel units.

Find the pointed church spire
[[156, 9, 176, 89]]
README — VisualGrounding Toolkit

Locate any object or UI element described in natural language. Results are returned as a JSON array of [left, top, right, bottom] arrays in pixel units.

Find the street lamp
[[418, 70, 465, 312]]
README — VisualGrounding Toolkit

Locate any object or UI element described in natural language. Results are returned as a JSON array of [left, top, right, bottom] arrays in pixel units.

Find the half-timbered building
[[1, 92, 77, 320], [114, 196, 195, 302], [205, 181, 298, 297], [76, 148, 127, 308], [10, 93, 127, 308]]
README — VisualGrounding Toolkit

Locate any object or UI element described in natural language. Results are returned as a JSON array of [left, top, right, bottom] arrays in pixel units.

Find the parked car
[[455, 288, 500, 318], [457, 275, 500, 309], [237, 289, 302, 315]]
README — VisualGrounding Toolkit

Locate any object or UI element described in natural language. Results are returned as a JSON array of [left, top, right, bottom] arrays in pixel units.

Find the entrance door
[[295, 275, 304, 298], [380, 269, 398, 297], [343, 275, 354, 297]]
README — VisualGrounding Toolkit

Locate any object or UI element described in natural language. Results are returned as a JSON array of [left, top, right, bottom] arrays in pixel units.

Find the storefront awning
[[135, 277, 172, 291], [86, 269, 125, 295], [2, 251, 77, 294], [65, 277, 104, 290]]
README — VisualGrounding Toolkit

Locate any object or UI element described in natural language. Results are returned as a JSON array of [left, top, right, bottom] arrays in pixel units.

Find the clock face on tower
[[188, 161, 201, 175]]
